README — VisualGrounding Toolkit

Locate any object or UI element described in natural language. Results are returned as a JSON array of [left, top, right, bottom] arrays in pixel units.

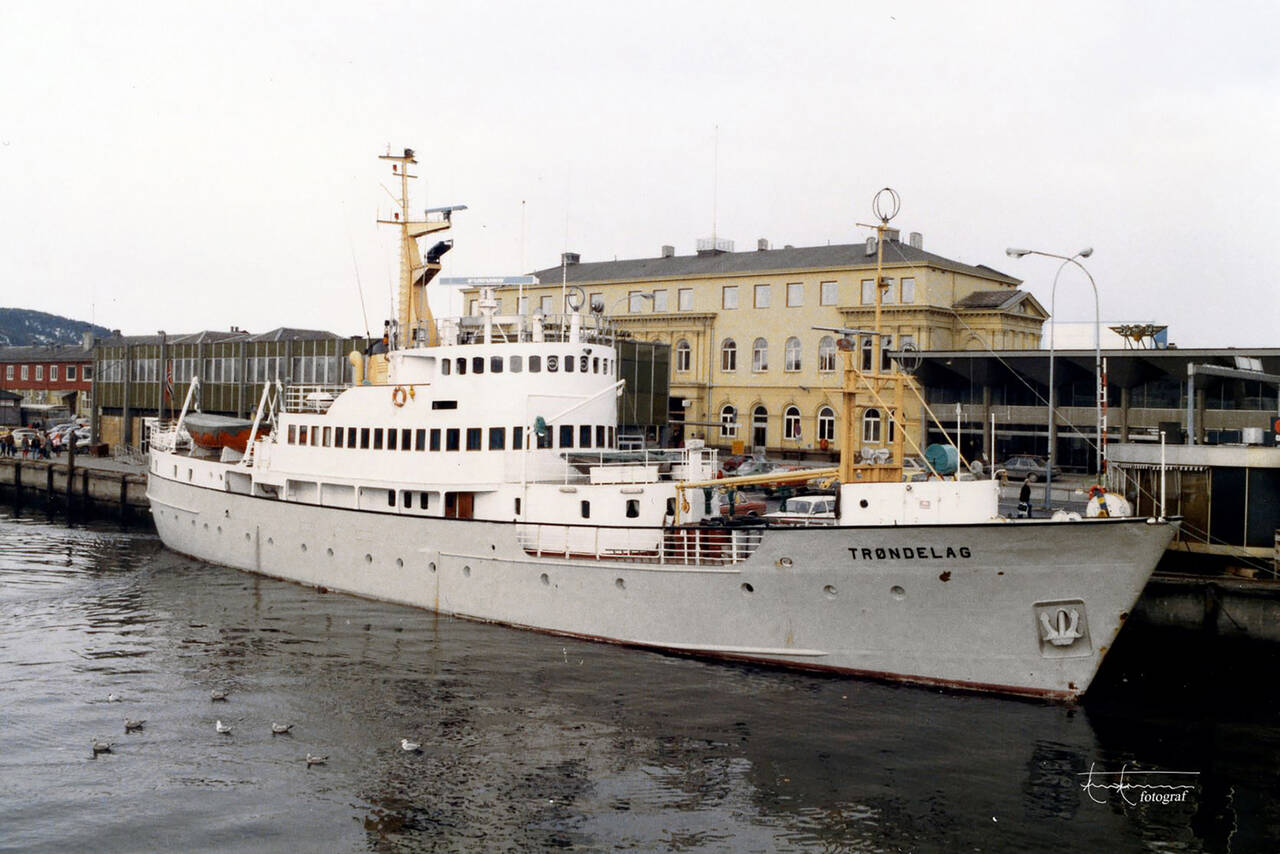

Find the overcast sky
[[3, 1, 1277, 347]]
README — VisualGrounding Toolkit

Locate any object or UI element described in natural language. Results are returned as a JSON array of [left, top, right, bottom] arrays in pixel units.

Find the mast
[[376, 147, 456, 348], [837, 188, 913, 485]]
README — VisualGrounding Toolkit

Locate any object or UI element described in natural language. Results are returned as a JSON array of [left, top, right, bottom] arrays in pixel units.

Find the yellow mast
[[836, 188, 917, 485], [376, 147, 454, 347]]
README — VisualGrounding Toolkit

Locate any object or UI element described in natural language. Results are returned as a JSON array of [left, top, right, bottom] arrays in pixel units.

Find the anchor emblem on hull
[[1040, 608, 1083, 646]]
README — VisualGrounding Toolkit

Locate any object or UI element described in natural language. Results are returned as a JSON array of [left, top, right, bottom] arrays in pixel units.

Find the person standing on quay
[[1018, 474, 1036, 518]]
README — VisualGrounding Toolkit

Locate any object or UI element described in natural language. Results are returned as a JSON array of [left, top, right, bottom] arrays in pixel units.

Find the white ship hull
[[148, 470, 1177, 700]]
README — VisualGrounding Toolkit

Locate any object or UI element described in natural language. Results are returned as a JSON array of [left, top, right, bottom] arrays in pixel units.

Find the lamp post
[[1005, 247, 1101, 506]]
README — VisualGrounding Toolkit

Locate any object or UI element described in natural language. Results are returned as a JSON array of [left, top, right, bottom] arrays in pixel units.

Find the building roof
[[524, 239, 1021, 288], [0, 344, 94, 363], [97, 328, 350, 347]]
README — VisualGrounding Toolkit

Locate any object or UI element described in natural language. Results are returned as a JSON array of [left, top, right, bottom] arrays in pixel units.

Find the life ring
[[391, 386, 408, 407], [819, 438, 830, 451]]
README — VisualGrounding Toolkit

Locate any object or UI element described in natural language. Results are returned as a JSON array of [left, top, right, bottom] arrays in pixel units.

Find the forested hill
[[0, 308, 111, 347]]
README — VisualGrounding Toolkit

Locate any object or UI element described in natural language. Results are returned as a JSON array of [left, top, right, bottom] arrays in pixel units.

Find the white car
[[765, 495, 837, 526]]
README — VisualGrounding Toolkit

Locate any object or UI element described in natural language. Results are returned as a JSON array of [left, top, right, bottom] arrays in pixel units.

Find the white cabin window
[[489, 427, 506, 450], [580, 500, 591, 519], [510, 355, 522, 373], [441, 359, 451, 376], [529, 356, 541, 372], [472, 356, 484, 374], [625, 499, 640, 518], [490, 355, 504, 373]]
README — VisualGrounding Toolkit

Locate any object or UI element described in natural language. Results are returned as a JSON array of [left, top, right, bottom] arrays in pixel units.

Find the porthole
[[203, 523, 209, 530], [824, 585, 838, 599], [191, 519, 195, 527], [859, 499, 869, 509], [300, 543, 307, 552], [741, 583, 755, 594], [267, 537, 274, 545], [244, 532, 251, 541], [428, 562, 437, 573], [364, 553, 373, 563], [326, 548, 334, 557], [615, 578, 625, 590], [891, 585, 905, 600], [216, 526, 222, 534], [777, 556, 794, 568], [540, 573, 550, 586], [395, 558, 404, 568], [463, 565, 471, 577]]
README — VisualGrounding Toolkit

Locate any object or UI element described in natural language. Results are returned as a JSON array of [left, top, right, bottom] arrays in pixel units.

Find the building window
[[784, 406, 801, 440], [751, 338, 768, 372], [818, 336, 836, 372], [678, 288, 693, 311], [652, 289, 668, 311], [50, 365, 58, 382], [754, 284, 771, 308], [518, 296, 530, 315], [861, 279, 874, 305], [784, 337, 801, 372], [817, 406, 836, 442], [881, 335, 894, 372], [539, 295, 553, 314], [629, 291, 646, 313], [882, 278, 896, 304], [720, 339, 737, 372], [4, 366, 11, 380], [722, 286, 738, 309], [752, 406, 768, 445], [786, 282, 803, 307], [35, 365, 43, 381], [861, 338, 873, 372], [83, 365, 93, 381], [820, 280, 837, 306], [675, 339, 691, 372], [720, 405, 738, 439], [468, 299, 477, 316], [900, 277, 915, 303], [863, 408, 882, 443], [588, 293, 603, 313]]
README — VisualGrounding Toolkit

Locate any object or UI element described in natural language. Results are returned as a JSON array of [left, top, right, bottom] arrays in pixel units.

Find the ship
[[146, 150, 1180, 700]]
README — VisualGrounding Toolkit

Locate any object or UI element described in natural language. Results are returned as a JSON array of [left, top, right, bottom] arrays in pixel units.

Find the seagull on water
[[271, 723, 293, 735], [400, 738, 421, 752], [107, 693, 121, 703], [215, 719, 232, 734], [91, 738, 113, 755], [210, 689, 229, 701], [124, 718, 145, 732], [305, 753, 327, 767]]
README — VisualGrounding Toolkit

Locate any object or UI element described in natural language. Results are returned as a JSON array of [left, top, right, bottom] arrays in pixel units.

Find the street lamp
[[1005, 247, 1101, 505], [608, 291, 654, 315]]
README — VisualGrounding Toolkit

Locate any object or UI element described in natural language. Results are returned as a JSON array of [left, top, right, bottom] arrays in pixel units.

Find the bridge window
[[513, 426, 524, 449], [373, 428, 384, 450], [579, 425, 591, 448], [560, 425, 574, 448], [386, 428, 397, 450], [415, 429, 425, 451], [347, 427, 356, 448], [446, 428, 460, 451], [360, 428, 370, 449], [288, 425, 296, 444], [430, 428, 441, 451], [335, 427, 345, 448], [595, 425, 605, 447], [401, 428, 411, 451], [489, 427, 506, 450], [466, 428, 482, 451]]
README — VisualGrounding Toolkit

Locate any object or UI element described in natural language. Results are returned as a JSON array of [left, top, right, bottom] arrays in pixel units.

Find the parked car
[[1000, 454, 1061, 479], [715, 492, 767, 518], [765, 494, 837, 526], [902, 456, 928, 482], [760, 464, 817, 496]]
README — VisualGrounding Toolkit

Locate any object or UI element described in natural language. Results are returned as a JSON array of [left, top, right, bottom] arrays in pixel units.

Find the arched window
[[817, 406, 836, 442], [720, 339, 737, 372], [784, 337, 801, 372], [818, 336, 836, 372], [675, 339, 691, 372], [752, 405, 768, 447], [862, 408, 882, 444], [719, 404, 738, 438], [752, 337, 769, 372], [860, 337, 873, 372], [783, 405, 801, 440]]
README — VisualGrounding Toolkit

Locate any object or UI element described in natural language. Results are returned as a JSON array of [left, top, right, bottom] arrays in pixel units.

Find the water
[[2, 509, 1279, 853]]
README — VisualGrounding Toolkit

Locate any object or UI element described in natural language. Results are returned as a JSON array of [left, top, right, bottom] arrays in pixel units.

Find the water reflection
[[2, 509, 1279, 852]]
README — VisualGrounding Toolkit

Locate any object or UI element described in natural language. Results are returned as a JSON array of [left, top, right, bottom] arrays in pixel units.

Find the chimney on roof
[[81, 330, 95, 351], [757, 238, 769, 251], [884, 228, 901, 242], [909, 231, 923, 249], [661, 245, 675, 258], [561, 252, 580, 266], [865, 237, 877, 256]]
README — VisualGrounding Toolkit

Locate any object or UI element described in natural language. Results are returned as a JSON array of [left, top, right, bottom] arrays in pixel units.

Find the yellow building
[[465, 231, 1046, 457]]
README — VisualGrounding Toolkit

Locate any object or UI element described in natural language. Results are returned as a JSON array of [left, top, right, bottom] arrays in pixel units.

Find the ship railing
[[284, 384, 349, 414], [565, 447, 720, 483], [515, 521, 764, 567], [144, 420, 183, 454], [436, 314, 622, 346]]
